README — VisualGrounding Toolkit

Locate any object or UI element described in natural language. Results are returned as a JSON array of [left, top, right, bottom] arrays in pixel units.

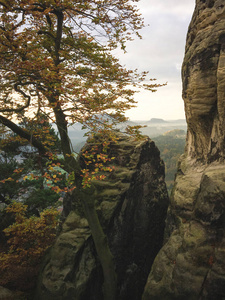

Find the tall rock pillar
[[35, 134, 169, 300], [143, 1, 225, 299]]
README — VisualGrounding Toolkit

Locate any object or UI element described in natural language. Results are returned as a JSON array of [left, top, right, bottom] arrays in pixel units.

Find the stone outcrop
[[143, 1, 225, 299], [35, 134, 169, 300], [182, 0, 225, 162]]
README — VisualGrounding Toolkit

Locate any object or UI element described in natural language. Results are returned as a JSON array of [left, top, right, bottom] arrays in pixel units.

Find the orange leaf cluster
[[0, 202, 59, 291]]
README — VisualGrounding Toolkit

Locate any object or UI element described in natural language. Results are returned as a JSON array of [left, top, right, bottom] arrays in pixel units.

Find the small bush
[[0, 202, 59, 291]]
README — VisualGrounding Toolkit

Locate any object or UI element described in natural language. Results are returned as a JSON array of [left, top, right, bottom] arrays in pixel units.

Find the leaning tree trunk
[[78, 184, 117, 300]]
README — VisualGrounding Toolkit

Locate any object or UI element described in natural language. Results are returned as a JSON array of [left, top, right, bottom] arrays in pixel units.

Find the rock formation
[[143, 1, 225, 299], [35, 134, 169, 300]]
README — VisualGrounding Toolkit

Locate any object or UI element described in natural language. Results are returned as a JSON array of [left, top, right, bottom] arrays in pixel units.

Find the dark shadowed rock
[[0, 286, 24, 300], [35, 134, 169, 300], [143, 1, 225, 299]]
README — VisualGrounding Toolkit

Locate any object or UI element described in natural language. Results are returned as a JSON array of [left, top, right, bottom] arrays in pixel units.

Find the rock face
[[143, 1, 225, 299], [183, 0, 225, 162], [35, 134, 169, 300]]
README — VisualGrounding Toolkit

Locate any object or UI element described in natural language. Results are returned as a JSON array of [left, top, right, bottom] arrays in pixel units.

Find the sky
[[115, 0, 196, 121]]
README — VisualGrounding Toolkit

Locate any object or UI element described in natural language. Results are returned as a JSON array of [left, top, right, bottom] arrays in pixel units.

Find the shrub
[[0, 202, 59, 291]]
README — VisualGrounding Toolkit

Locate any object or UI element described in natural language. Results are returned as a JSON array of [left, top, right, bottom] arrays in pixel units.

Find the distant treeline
[[154, 130, 186, 195]]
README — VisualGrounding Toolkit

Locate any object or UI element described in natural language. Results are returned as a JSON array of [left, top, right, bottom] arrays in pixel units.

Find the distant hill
[[53, 118, 187, 149], [163, 129, 186, 138], [139, 119, 186, 138], [148, 118, 167, 123]]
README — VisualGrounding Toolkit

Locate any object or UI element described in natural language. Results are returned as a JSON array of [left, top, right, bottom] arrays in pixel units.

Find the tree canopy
[[0, 0, 159, 133], [0, 1, 163, 299]]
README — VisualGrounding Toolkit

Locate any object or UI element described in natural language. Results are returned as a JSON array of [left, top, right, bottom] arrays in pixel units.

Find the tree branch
[[37, 30, 55, 40], [55, 10, 64, 65], [46, 14, 53, 28], [0, 115, 47, 154], [0, 83, 31, 113]]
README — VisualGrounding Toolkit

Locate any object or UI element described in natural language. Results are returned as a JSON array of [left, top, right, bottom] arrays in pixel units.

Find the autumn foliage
[[0, 1, 163, 298], [0, 202, 59, 291]]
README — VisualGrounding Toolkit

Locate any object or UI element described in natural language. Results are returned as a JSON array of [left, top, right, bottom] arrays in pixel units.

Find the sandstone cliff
[[35, 134, 169, 300], [143, 1, 225, 299]]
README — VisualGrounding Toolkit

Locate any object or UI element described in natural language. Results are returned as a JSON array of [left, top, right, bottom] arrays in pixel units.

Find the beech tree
[[0, 1, 162, 299]]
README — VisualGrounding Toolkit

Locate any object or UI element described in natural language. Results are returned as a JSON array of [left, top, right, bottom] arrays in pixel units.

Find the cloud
[[137, 0, 195, 18], [116, 0, 196, 120], [117, 1, 195, 65]]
